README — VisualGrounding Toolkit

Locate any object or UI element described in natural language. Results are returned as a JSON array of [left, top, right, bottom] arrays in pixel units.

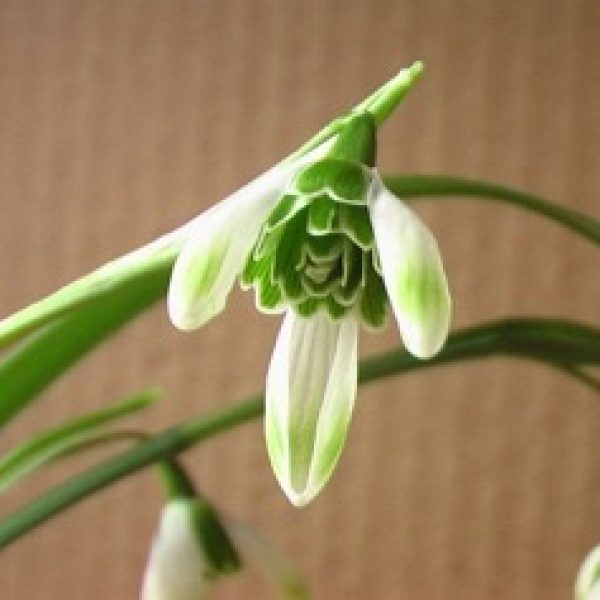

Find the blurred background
[[1, 0, 600, 598]]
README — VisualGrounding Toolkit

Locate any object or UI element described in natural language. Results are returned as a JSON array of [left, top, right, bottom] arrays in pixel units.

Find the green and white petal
[[265, 309, 358, 507], [368, 176, 451, 359], [576, 545, 600, 600], [167, 164, 289, 330], [142, 500, 210, 600]]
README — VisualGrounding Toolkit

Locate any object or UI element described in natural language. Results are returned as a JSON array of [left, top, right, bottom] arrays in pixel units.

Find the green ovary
[[241, 192, 388, 329]]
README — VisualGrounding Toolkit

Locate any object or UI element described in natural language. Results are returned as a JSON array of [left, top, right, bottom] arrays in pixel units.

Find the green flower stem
[[159, 458, 197, 500], [385, 174, 600, 248], [2, 317, 600, 549]]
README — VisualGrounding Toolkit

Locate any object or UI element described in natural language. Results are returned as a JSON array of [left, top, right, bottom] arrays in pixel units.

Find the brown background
[[1, 0, 600, 598]]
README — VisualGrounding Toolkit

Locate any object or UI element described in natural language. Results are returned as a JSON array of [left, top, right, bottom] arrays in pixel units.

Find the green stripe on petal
[[310, 314, 357, 487]]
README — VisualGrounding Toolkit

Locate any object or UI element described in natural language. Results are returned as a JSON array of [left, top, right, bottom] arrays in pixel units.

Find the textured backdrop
[[1, 1, 600, 598]]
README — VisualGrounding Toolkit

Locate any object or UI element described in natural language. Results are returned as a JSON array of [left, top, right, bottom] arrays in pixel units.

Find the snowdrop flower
[[142, 499, 307, 600], [141, 500, 217, 600], [168, 112, 451, 506], [576, 545, 600, 600]]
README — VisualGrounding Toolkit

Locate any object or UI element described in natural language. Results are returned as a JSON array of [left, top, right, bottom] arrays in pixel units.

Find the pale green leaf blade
[[0, 260, 170, 429], [0, 389, 159, 494]]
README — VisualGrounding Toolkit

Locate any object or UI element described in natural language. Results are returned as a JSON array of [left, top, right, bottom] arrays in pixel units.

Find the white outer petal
[[141, 501, 209, 600], [167, 163, 289, 330], [167, 139, 336, 330], [265, 309, 358, 507], [368, 175, 451, 359]]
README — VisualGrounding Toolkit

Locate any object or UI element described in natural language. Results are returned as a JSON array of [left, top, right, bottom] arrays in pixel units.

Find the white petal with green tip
[[368, 176, 451, 359], [142, 500, 209, 600], [265, 309, 358, 507], [167, 164, 290, 330]]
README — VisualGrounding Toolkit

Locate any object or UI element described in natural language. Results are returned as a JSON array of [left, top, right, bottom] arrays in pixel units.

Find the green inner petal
[[241, 252, 270, 288], [265, 193, 306, 230], [360, 260, 388, 329], [339, 205, 374, 249], [325, 297, 347, 320], [257, 271, 283, 310], [293, 159, 370, 205], [272, 212, 306, 281], [307, 194, 337, 234], [304, 235, 343, 262], [242, 182, 389, 328], [281, 270, 306, 302], [295, 298, 320, 317]]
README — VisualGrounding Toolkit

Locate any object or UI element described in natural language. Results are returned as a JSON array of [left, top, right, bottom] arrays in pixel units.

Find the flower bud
[[141, 499, 239, 600]]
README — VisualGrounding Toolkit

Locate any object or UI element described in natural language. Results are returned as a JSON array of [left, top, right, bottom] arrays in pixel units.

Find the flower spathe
[[168, 113, 451, 506]]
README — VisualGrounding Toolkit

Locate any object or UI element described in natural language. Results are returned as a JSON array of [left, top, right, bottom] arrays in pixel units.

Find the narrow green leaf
[[0, 390, 158, 493], [0, 260, 171, 429], [0, 229, 184, 352]]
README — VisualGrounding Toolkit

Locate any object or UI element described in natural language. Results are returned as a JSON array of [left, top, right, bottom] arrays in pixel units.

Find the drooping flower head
[[168, 101, 451, 506], [141, 498, 238, 600], [142, 498, 308, 599]]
